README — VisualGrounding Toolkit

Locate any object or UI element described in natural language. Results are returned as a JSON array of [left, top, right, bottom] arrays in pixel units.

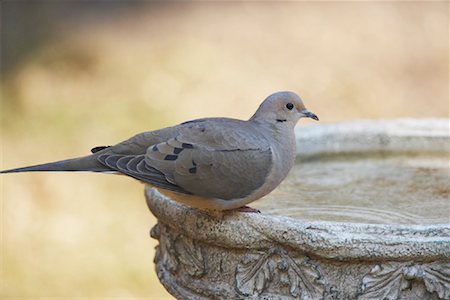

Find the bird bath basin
[[146, 119, 450, 300]]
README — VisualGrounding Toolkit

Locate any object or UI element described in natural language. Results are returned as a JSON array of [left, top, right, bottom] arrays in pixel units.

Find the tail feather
[[0, 155, 111, 174]]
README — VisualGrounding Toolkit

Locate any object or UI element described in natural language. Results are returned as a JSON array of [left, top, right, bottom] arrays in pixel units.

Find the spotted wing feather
[[97, 154, 189, 193]]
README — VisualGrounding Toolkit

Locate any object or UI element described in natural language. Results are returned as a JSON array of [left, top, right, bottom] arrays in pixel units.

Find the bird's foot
[[232, 205, 261, 213]]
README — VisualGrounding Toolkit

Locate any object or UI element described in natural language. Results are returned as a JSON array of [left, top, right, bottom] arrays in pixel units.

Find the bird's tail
[[0, 155, 110, 174]]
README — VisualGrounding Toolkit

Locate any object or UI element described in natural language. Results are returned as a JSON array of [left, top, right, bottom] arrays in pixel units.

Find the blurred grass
[[1, 2, 448, 299]]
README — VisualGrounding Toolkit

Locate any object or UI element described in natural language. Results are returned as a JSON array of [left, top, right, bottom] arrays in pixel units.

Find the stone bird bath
[[146, 119, 450, 300]]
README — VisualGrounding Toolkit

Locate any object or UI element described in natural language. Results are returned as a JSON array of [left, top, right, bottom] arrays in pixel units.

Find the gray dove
[[1, 91, 318, 210]]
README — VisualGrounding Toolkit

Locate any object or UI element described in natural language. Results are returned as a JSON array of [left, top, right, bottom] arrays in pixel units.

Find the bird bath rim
[[294, 118, 448, 156], [146, 187, 450, 261]]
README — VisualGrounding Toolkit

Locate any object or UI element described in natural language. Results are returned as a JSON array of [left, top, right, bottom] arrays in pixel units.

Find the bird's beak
[[300, 109, 319, 121]]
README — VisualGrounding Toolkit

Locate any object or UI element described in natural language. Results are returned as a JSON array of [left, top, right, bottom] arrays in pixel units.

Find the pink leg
[[231, 205, 261, 213]]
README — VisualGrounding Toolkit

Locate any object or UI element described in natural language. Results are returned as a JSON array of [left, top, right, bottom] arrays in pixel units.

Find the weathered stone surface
[[147, 119, 450, 300]]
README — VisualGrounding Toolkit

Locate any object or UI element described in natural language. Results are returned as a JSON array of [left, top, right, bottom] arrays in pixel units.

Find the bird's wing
[[97, 154, 188, 193], [97, 119, 273, 200]]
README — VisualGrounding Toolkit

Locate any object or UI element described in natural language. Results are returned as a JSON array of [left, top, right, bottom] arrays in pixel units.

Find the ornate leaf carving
[[422, 262, 450, 300], [286, 255, 325, 300], [153, 223, 206, 277], [174, 234, 206, 277], [235, 251, 275, 295], [235, 248, 325, 299], [358, 262, 450, 300], [358, 263, 409, 300], [156, 225, 178, 272]]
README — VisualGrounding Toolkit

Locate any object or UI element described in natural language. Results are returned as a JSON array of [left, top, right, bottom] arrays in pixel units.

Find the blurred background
[[1, 1, 448, 299]]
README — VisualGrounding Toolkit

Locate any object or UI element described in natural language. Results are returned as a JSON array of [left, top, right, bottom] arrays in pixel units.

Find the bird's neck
[[261, 122, 297, 193], [257, 120, 297, 170]]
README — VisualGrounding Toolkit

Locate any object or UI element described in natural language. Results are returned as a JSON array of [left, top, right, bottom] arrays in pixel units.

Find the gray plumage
[[1, 91, 318, 210]]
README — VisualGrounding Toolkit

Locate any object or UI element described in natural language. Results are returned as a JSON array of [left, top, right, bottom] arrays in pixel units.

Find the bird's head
[[250, 91, 319, 126]]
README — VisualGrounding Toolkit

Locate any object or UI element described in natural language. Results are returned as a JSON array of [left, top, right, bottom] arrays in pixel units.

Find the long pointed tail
[[1, 155, 110, 174]]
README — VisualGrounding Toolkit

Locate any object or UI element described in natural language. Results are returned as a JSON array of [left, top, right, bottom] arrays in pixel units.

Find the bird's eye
[[286, 103, 294, 110]]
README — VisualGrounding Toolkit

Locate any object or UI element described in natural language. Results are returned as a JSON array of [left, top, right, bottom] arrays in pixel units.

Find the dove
[[1, 91, 318, 210]]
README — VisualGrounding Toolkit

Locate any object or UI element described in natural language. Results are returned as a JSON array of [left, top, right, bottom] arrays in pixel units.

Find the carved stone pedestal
[[147, 119, 450, 300]]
